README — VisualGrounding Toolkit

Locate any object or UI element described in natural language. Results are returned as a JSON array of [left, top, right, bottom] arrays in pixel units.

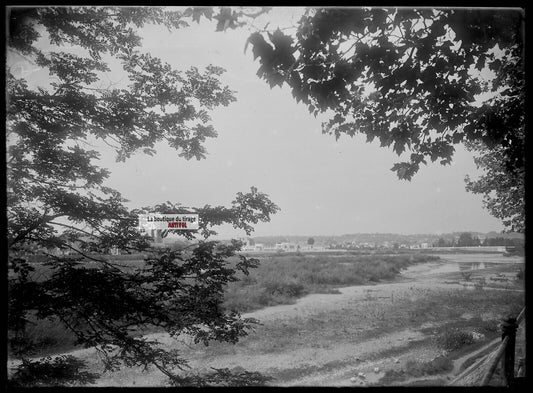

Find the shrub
[[8, 314, 79, 358], [379, 369, 406, 384], [474, 277, 486, 290], [380, 356, 453, 384], [437, 328, 475, 351], [222, 253, 439, 312], [9, 355, 98, 387], [222, 284, 271, 312], [240, 275, 257, 286], [264, 280, 306, 298], [404, 356, 453, 377], [476, 319, 500, 335], [174, 367, 274, 386]]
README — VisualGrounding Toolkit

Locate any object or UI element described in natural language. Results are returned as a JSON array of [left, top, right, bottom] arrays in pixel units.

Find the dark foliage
[[7, 6, 279, 386], [237, 7, 524, 231], [9, 355, 99, 387]]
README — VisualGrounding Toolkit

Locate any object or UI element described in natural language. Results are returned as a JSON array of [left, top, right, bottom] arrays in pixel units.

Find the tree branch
[[9, 213, 65, 247], [44, 239, 125, 273], [48, 221, 101, 239]]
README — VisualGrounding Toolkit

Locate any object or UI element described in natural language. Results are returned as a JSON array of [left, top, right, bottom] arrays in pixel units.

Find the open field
[[8, 252, 525, 386], [222, 253, 440, 312], [7, 253, 439, 358]]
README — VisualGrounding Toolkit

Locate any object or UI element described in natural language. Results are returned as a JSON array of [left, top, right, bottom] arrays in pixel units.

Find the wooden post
[[500, 316, 517, 386]]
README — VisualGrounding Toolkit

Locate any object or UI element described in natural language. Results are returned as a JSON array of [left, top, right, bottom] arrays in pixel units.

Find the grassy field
[[194, 285, 523, 386], [222, 253, 439, 312], [9, 252, 439, 358], [9, 251, 525, 386], [242, 286, 523, 355]]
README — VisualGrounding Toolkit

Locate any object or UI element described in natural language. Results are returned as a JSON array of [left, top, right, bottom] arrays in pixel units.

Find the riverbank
[[8, 254, 524, 386]]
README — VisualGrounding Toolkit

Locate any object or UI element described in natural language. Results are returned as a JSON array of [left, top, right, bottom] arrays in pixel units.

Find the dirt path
[[9, 254, 524, 387]]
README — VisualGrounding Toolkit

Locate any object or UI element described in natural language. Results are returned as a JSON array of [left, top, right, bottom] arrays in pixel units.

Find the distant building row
[[238, 238, 325, 252]]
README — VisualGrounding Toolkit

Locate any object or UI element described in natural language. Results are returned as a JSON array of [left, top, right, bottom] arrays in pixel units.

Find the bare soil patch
[[9, 253, 524, 386]]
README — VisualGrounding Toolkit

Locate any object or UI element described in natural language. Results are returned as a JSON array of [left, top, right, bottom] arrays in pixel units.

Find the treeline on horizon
[[247, 231, 524, 246], [433, 234, 524, 248]]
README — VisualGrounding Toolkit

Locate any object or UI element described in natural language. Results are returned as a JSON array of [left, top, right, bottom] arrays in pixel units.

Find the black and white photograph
[[6, 6, 525, 387]]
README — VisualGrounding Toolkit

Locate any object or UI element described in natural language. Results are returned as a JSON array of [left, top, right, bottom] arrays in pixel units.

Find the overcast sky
[[14, 7, 506, 239]]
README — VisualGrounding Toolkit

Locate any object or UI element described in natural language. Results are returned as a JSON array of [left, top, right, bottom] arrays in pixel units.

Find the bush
[[8, 315, 79, 358], [476, 319, 500, 335], [9, 355, 98, 387], [380, 356, 453, 384], [404, 356, 453, 377], [222, 284, 271, 312], [240, 275, 257, 286], [222, 253, 439, 312], [437, 328, 475, 351], [173, 367, 274, 386], [379, 369, 406, 384], [264, 280, 306, 298], [474, 277, 486, 290]]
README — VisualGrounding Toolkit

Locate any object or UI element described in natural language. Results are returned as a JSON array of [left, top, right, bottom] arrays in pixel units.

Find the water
[[459, 261, 487, 271], [403, 253, 524, 276], [438, 254, 523, 272], [438, 253, 523, 265]]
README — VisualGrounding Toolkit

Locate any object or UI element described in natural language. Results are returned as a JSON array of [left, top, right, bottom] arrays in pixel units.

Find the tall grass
[[379, 356, 453, 384], [9, 253, 438, 358], [8, 315, 79, 357], [223, 254, 439, 312]]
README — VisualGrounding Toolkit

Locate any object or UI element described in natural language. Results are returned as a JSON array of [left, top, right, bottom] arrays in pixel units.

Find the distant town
[[142, 230, 524, 255], [232, 231, 524, 253], [28, 230, 523, 259]]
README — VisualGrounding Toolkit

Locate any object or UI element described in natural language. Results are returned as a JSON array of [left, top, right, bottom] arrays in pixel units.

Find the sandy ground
[[8, 253, 524, 387]]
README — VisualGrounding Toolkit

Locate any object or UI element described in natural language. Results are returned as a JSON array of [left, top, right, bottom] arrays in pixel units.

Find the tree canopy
[[457, 232, 481, 247], [7, 6, 279, 386], [241, 7, 524, 231], [5, 5, 526, 386], [465, 141, 525, 233]]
